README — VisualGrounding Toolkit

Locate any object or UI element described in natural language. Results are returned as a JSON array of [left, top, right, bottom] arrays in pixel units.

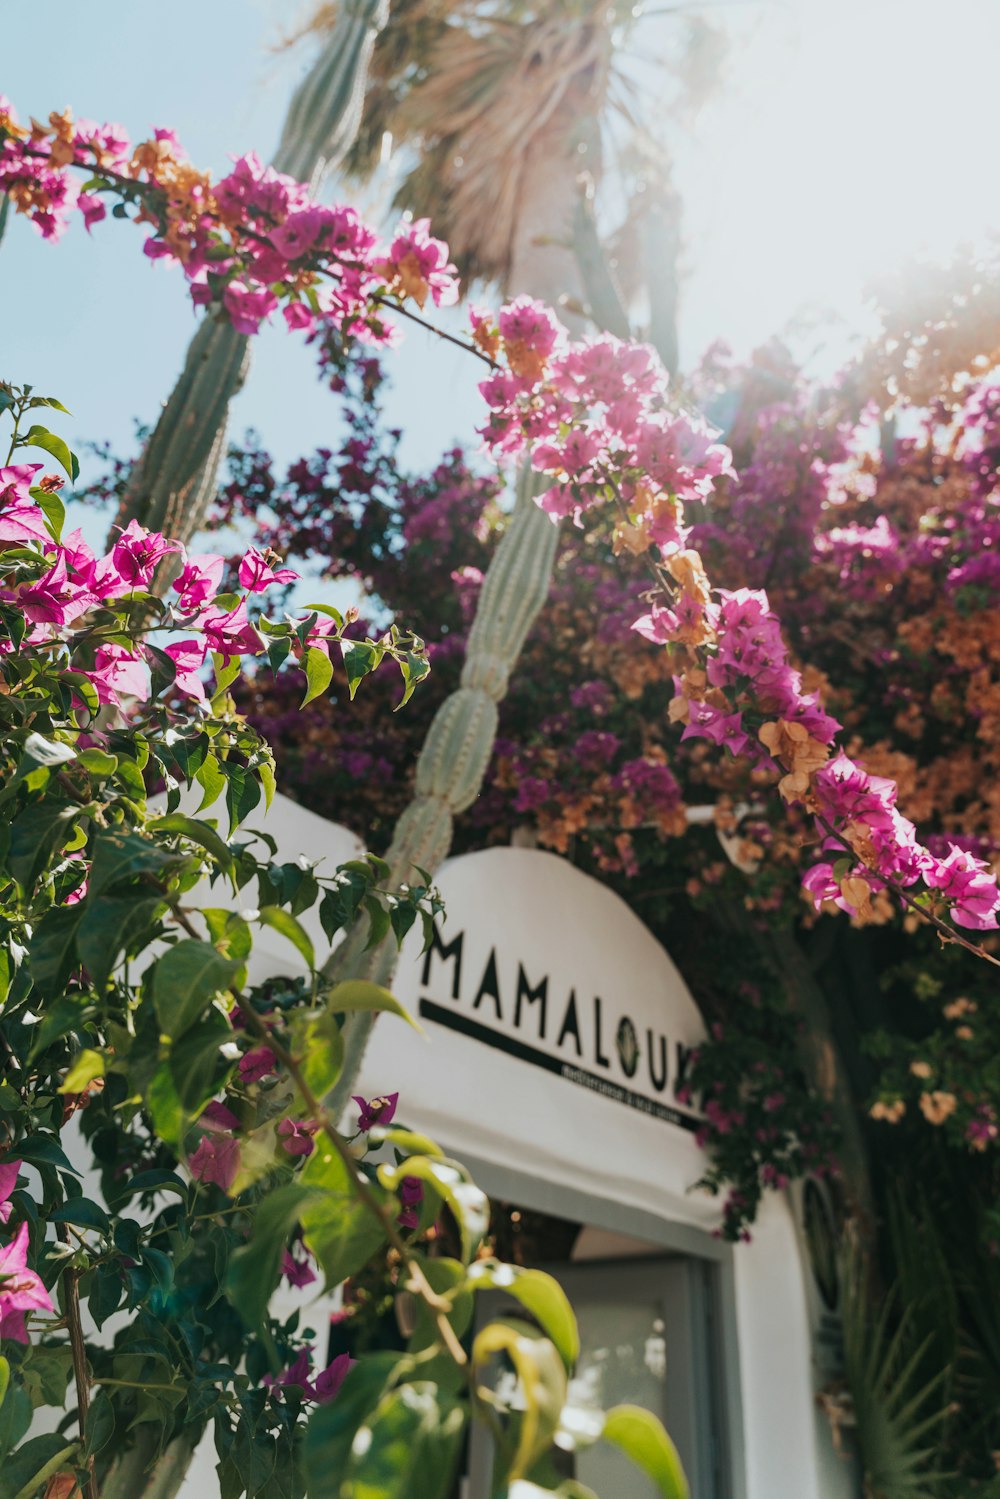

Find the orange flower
[[919, 1091, 958, 1125], [871, 1099, 906, 1123], [665, 548, 711, 606], [909, 1060, 933, 1079], [758, 719, 830, 801]]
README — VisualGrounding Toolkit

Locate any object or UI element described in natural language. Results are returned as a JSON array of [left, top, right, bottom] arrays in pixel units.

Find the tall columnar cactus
[[113, 0, 390, 550], [325, 94, 597, 1108], [325, 465, 560, 1101]]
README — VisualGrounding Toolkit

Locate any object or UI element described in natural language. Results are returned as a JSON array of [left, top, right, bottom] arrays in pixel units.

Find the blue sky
[[4, 0, 998, 541]]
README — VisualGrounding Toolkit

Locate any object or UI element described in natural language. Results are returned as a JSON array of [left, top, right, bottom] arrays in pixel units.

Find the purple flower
[[200, 1101, 241, 1133], [277, 1118, 319, 1158], [281, 1247, 317, 1289], [264, 1346, 353, 1403], [0, 1221, 54, 1343], [313, 1352, 353, 1403], [238, 1047, 277, 1084], [352, 1093, 398, 1132], [397, 1175, 423, 1230], [188, 1134, 240, 1193]]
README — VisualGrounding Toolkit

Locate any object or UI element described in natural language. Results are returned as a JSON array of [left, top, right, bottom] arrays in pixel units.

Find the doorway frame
[[452, 1149, 749, 1499]]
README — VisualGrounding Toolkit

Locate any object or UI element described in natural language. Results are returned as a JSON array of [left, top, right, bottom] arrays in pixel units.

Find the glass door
[[466, 1255, 728, 1499]]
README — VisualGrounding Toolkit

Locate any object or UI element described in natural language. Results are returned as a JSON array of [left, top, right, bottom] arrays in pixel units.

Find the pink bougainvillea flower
[[264, 1347, 353, 1403], [172, 552, 225, 612], [238, 547, 298, 593], [198, 599, 263, 660], [926, 845, 1000, 930], [238, 1046, 277, 1084], [313, 1353, 352, 1403], [87, 644, 150, 708], [199, 1101, 241, 1133], [264, 1346, 313, 1393], [352, 1093, 398, 1132], [282, 301, 316, 335], [77, 192, 106, 232], [164, 638, 208, 700], [188, 1134, 240, 1193], [281, 1245, 317, 1289], [0, 503, 54, 547], [109, 517, 180, 589], [0, 1221, 54, 1343], [0, 463, 43, 507], [0, 1160, 21, 1225], [277, 1118, 319, 1158]]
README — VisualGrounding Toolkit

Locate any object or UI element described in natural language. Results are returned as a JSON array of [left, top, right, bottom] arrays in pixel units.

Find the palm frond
[[840, 1236, 952, 1499]]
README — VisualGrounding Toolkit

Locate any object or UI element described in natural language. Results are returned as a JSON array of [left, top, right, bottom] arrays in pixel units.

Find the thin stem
[[4, 394, 23, 466], [57, 1226, 99, 1499]]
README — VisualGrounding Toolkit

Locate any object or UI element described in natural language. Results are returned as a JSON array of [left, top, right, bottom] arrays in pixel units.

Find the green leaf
[[195, 753, 226, 812], [227, 1183, 323, 1331], [468, 1261, 579, 1370], [303, 1355, 399, 1494], [77, 894, 163, 992], [300, 1137, 389, 1289], [406, 1256, 474, 1376], [0, 1360, 7, 1412], [257, 905, 314, 969], [19, 1345, 74, 1409], [287, 1009, 344, 1100], [368, 1126, 444, 1160], [4, 1435, 78, 1499], [27, 994, 92, 1061], [169, 1009, 234, 1114], [340, 640, 380, 700], [223, 762, 261, 837], [48, 1197, 110, 1235], [259, 758, 276, 810], [34, 488, 65, 544], [7, 801, 80, 890], [77, 747, 118, 778], [20, 424, 79, 482], [472, 1319, 567, 1481], [340, 1382, 466, 1499], [151, 939, 240, 1040], [14, 1135, 80, 1175], [212, 651, 241, 696], [21, 732, 76, 769], [378, 1156, 488, 1264], [301, 645, 333, 706], [89, 828, 173, 899], [147, 1061, 186, 1148], [326, 979, 421, 1032], [363, 892, 391, 951], [25, 905, 82, 1001], [58, 1048, 105, 1095], [109, 1168, 188, 1206], [600, 1406, 689, 1499], [0, 1383, 30, 1464], [396, 650, 431, 710], [150, 811, 233, 870]]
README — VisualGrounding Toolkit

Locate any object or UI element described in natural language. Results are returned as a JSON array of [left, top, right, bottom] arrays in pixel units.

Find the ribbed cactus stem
[[114, 0, 390, 554], [326, 463, 559, 1107], [116, 316, 249, 540], [273, 0, 390, 186]]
